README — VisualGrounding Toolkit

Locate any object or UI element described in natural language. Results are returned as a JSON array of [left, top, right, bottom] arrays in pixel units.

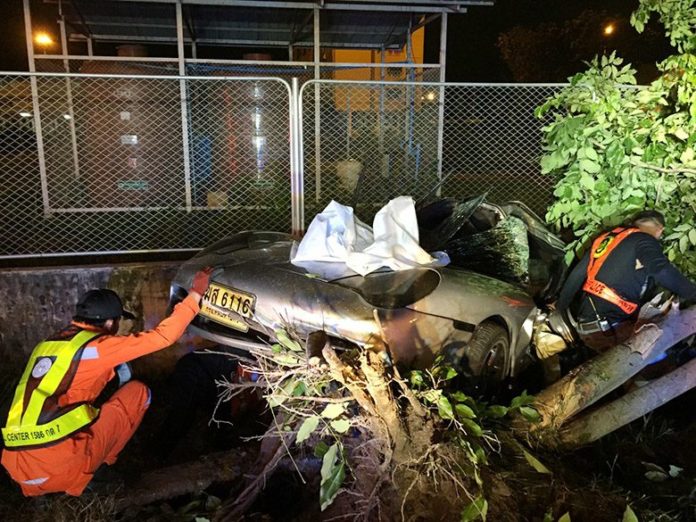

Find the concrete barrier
[[0, 263, 196, 378]]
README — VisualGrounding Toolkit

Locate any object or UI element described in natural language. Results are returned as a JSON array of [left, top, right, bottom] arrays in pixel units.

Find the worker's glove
[[190, 266, 214, 295]]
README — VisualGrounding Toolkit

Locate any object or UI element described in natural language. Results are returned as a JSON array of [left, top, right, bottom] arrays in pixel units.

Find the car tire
[[466, 321, 509, 388]]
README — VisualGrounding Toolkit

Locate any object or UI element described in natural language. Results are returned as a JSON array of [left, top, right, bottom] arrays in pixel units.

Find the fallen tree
[[113, 449, 252, 512], [212, 333, 496, 521], [518, 306, 696, 449], [558, 356, 696, 447]]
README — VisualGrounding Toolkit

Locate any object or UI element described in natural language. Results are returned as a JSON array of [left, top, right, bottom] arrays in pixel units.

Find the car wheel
[[466, 321, 509, 393]]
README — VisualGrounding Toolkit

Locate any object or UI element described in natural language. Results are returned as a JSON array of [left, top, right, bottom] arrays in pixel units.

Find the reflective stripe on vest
[[2, 330, 102, 448], [582, 227, 640, 315]]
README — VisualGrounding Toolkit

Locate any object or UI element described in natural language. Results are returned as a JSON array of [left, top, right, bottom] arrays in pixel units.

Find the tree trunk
[[114, 449, 251, 511], [523, 306, 696, 440], [558, 356, 696, 448]]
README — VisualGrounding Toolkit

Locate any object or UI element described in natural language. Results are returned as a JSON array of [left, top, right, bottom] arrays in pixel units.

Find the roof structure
[[53, 0, 492, 50]]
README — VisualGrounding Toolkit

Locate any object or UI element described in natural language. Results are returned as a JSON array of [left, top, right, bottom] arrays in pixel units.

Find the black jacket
[[557, 231, 696, 324]]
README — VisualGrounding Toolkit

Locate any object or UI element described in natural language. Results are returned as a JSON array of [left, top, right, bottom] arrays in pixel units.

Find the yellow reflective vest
[[2, 329, 102, 449]]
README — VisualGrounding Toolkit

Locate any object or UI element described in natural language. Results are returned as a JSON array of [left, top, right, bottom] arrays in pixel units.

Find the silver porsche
[[169, 198, 567, 386]]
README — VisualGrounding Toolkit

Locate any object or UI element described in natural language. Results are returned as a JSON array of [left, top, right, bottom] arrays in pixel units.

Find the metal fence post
[[59, 17, 81, 181], [313, 6, 321, 203], [290, 77, 304, 234], [435, 12, 448, 197], [176, 0, 193, 212], [23, 0, 50, 216]]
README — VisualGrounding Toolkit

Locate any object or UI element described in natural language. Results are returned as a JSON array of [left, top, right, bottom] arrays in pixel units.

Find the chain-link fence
[[0, 70, 563, 259], [300, 80, 564, 225], [0, 73, 291, 257]]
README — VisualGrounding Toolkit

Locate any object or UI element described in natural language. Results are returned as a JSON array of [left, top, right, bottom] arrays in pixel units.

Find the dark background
[[0, 0, 674, 82]]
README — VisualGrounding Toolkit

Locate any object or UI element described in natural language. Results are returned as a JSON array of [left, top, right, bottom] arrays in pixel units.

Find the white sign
[[120, 134, 138, 145], [32, 357, 53, 379]]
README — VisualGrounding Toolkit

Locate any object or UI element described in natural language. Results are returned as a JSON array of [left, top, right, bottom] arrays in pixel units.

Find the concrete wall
[[0, 263, 196, 379]]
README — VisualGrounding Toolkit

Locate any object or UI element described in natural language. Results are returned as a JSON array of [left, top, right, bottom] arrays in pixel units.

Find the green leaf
[[485, 405, 508, 418], [673, 128, 689, 140], [668, 465, 684, 478], [441, 366, 458, 380], [314, 441, 330, 458], [461, 418, 483, 438], [579, 159, 600, 174], [409, 371, 425, 388], [460, 496, 488, 522], [689, 229, 696, 246], [540, 155, 556, 174], [321, 403, 345, 419], [330, 419, 351, 433], [450, 391, 470, 403], [455, 403, 477, 419], [522, 448, 552, 475], [266, 378, 298, 407], [579, 173, 596, 190], [679, 235, 689, 253], [275, 329, 303, 352], [292, 381, 307, 397], [622, 504, 639, 522], [320, 443, 345, 511], [582, 147, 598, 161], [510, 391, 535, 410], [437, 396, 455, 420], [519, 406, 542, 422], [297, 416, 320, 444], [422, 389, 442, 404], [558, 513, 571, 522], [274, 354, 300, 366]]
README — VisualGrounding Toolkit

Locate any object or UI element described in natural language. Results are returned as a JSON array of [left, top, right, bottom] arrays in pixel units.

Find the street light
[[603, 23, 615, 37], [34, 32, 54, 54]]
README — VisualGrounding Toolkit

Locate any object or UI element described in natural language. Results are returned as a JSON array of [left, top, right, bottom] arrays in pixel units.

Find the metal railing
[[0, 71, 562, 259]]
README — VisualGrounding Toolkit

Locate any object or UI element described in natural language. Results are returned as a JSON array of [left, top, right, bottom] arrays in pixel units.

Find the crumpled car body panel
[[170, 198, 566, 378]]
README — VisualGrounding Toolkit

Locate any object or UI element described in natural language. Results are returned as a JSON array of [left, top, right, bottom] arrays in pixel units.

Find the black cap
[[74, 289, 136, 321]]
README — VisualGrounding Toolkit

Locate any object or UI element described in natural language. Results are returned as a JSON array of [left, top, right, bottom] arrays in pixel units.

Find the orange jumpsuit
[[1, 294, 200, 496]]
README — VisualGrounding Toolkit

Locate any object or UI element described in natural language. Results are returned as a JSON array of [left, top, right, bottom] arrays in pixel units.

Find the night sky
[[0, 0, 673, 82]]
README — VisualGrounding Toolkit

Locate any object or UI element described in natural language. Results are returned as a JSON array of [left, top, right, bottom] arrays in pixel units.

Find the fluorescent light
[[63, 114, 72, 120], [19, 112, 32, 118]]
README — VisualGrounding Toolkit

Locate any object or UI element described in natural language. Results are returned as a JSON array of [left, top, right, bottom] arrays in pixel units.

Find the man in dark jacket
[[557, 210, 696, 351]]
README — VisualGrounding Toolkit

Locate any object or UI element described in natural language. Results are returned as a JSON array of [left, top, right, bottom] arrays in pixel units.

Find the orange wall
[[332, 27, 425, 111]]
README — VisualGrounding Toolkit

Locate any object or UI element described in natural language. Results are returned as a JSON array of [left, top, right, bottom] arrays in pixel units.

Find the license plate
[[200, 283, 256, 332]]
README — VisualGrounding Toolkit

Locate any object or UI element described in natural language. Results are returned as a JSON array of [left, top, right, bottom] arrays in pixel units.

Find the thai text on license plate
[[200, 283, 256, 332]]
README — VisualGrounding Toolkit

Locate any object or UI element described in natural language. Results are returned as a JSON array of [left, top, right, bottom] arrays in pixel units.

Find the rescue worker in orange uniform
[[0, 267, 213, 496], [557, 211, 696, 351]]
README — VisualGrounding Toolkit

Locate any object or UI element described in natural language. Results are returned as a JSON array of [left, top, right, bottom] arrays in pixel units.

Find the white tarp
[[291, 196, 449, 276]]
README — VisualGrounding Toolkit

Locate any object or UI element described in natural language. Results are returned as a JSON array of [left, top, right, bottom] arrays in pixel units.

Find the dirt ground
[[0, 349, 694, 522], [483, 391, 696, 522]]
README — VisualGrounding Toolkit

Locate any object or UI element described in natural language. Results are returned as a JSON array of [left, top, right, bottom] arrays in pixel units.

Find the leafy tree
[[537, 0, 696, 276]]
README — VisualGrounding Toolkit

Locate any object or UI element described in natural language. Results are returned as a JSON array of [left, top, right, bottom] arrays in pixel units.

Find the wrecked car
[[169, 196, 568, 389]]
